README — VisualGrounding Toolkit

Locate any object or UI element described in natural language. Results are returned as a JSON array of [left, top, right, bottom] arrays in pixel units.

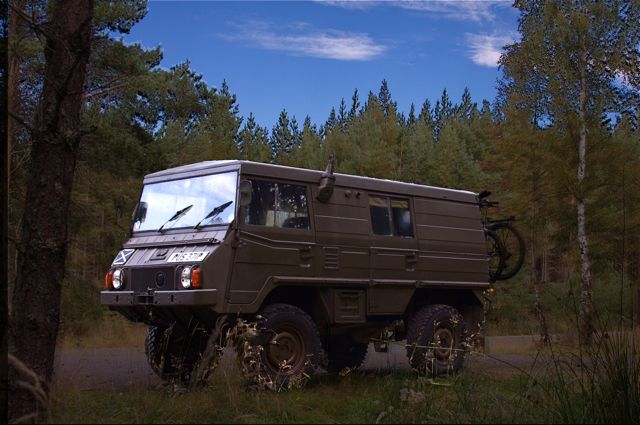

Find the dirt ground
[[52, 336, 544, 390]]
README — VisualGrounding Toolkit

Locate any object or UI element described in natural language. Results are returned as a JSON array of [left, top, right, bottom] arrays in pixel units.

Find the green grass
[[50, 368, 536, 424], [50, 328, 640, 424], [51, 272, 639, 423]]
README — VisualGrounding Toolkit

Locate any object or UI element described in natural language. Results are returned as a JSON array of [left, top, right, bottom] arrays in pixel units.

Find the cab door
[[228, 178, 315, 304], [368, 195, 418, 315]]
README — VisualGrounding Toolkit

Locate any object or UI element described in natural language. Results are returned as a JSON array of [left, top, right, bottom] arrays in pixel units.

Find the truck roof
[[144, 160, 479, 204]]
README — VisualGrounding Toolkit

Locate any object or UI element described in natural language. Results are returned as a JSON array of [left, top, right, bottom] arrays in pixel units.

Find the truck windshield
[[132, 171, 238, 233]]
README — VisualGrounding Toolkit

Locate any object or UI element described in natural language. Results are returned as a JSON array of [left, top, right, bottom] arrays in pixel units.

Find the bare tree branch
[[8, 111, 33, 134], [83, 81, 129, 100], [8, 2, 53, 40], [8, 354, 49, 419]]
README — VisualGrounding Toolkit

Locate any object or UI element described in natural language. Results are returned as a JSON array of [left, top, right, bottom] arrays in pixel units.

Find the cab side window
[[369, 196, 392, 235], [245, 180, 310, 229], [369, 195, 413, 237]]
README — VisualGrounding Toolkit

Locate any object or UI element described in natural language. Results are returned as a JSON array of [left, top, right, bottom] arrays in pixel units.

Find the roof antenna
[[317, 154, 336, 203]]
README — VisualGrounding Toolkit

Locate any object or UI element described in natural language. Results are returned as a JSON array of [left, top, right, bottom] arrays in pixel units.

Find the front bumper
[[101, 289, 218, 306]]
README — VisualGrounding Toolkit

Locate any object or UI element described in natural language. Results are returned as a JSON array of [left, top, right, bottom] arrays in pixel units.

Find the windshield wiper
[[158, 204, 193, 233], [194, 201, 233, 230]]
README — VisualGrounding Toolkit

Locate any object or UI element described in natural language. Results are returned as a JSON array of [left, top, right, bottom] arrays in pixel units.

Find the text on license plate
[[167, 252, 208, 263]]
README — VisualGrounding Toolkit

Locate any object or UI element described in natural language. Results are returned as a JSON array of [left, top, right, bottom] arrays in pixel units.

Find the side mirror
[[317, 154, 336, 203], [239, 180, 253, 207], [132, 201, 148, 224]]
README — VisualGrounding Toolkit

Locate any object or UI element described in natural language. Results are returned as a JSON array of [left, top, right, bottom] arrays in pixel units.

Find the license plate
[[167, 252, 208, 263]]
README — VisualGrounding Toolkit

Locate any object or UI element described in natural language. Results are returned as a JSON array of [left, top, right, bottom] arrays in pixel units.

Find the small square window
[[369, 195, 413, 237]]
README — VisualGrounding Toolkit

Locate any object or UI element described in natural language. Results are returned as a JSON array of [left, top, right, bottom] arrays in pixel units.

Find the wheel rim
[[265, 327, 306, 372], [432, 326, 455, 360]]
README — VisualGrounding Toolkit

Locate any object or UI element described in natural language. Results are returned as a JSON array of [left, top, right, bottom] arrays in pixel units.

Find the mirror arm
[[317, 154, 336, 203]]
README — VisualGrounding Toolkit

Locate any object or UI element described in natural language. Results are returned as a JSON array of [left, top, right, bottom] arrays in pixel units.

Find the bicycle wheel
[[485, 228, 505, 283], [489, 222, 525, 280]]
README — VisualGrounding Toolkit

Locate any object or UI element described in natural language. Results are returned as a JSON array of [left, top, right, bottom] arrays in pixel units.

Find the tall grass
[[533, 328, 640, 423]]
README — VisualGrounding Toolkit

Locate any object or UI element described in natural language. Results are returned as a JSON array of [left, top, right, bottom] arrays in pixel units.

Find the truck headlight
[[180, 266, 201, 289], [112, 269, 124, 290], [181, 266, 192, 289]]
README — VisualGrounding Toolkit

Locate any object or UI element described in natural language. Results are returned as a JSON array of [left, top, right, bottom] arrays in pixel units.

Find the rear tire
[[406, 304, 467, 377]]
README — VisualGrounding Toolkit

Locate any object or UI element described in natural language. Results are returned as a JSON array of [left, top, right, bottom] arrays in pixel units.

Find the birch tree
[[500, 0, 640, 343]]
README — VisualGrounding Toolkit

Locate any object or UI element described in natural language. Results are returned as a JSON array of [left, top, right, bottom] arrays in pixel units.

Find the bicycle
[[478, 190, 525, 282]]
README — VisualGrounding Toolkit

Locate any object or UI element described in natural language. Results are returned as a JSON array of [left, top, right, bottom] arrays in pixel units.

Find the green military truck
[[102, 159, 500, 387]]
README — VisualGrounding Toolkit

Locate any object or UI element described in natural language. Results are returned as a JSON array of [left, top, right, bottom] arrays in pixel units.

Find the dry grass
[[59, 313, 146, 349]]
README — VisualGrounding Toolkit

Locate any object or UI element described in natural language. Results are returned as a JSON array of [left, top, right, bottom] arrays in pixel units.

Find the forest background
[[6, 0, 640, 349]]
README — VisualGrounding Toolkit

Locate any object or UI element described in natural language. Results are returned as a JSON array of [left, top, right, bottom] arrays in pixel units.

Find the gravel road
[[53, 336, 543, 390]]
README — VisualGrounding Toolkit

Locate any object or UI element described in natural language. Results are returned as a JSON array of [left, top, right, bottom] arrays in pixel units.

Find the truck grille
[[130, 267, 176, 292]]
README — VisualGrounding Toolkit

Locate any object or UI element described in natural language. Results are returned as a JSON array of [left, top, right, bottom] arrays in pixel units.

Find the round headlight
[[112, 269, 124, 290], [181, 266, 192, 289]]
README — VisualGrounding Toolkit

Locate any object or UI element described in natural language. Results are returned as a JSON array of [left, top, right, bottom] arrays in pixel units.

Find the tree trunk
[[577, 64, 594, 345], [533, 255, 550, 343], [8, 0, 93, 422], [2, 1, 10, 419], [7, 0, 27, 321], [7, 0, 27, 179], [531, 169, 549, 343]]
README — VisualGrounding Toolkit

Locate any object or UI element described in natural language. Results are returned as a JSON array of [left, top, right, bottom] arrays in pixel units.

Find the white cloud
[[223, 22, 386, 61], [397, 0, 502, 22], [314, 0, 377, 10], [317, 0, 511, 22], [466, 33, 515, 67]]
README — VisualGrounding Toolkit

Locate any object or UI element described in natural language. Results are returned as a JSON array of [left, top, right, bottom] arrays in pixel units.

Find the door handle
[[299, 246, 314, 260], [406, 253, 418, 263]]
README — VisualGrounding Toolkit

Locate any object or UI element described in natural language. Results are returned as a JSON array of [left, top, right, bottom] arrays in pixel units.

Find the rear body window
[[369, 196, 413, 237]]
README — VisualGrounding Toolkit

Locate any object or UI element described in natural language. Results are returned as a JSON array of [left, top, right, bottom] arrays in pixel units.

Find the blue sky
[[125, 1, 520, 129]]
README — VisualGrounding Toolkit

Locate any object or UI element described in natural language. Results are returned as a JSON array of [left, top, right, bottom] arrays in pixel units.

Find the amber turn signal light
[[105, 270, 114, 289], [191, 267, 201, 289]]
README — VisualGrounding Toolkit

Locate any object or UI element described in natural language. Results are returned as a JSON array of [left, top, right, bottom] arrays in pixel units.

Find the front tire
[[144, 324, 207, 384], [406, 304, 467, 377], [237, 304, 324, 390]]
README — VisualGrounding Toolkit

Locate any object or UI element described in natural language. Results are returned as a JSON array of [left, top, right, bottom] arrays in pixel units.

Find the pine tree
[[9, 1, 94, 421], [325, 107, 337, 134], [433, 89, 452, 140], [289, 115, 302, 152], [407, 103, 417, 127], [271, 109, 293, 163], [291, 115, 323, 169], [378, 79, 397, 118], [238, 113, 270, 162], [337, 98, 348, 131], [419, 99, 433, 127], [348, 88, 360, 122], [457, 87, 474, 120]]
